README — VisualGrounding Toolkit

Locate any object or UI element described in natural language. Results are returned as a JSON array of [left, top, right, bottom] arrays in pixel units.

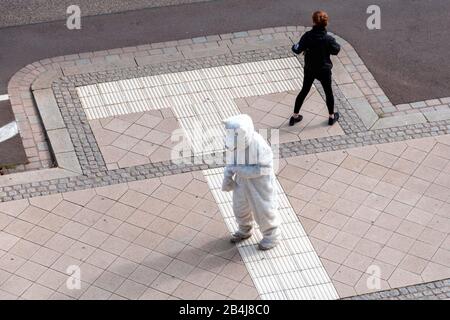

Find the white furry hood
[[222, 114, 255, 150]]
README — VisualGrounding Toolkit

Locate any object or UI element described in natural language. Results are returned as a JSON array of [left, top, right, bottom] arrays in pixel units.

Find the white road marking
[[0, 94, 9, 101], [0, 121, 18, 143]]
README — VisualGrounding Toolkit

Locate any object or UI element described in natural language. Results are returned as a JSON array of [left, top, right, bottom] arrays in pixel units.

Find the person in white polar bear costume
[[221, 114, 281, 250]]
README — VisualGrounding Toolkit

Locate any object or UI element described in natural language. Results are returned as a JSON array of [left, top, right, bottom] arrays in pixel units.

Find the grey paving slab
[[181, 47, 230, 59], [0, 168, 77, 188], [47, 129, 74, 154], [31, 68, 62, 91], [54, 151, 83, 174], [371, 113, 427, 130], [347, 97, 379, 130], [32, 88, 65, 131], [135, 52, 184, 66], [331, 56, 353, 85], [62, 58, 137, 76], [423, 110, 450, 122], [227, 39, 291, 54]]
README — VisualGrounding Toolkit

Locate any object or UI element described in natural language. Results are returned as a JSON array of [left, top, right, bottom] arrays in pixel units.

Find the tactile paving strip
[[77, 57, 306, 154], [203, 168, 339, 300]]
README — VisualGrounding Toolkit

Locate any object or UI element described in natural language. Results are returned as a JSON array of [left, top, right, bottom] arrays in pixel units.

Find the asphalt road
[[1, 0, 449, 166], [0, 100, 27, 167], [0, 0, 209, 28], [1, 0, 449, 103]]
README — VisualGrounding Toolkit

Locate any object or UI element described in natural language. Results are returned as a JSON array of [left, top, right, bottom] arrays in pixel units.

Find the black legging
[[294, 69, 335, 115]]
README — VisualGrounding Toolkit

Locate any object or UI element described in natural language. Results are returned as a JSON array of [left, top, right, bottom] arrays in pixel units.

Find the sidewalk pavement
[[0, 26, 449, 300]]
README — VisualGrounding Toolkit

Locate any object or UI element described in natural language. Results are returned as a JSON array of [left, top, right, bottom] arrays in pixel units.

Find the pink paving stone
[[152, 185, 180, 202], [0, 199, 29, 217], [320, 179, 348, 197], [388, 268, 423, 289], [95, 183, 128, 201], [421, 262, 450, 282], [310, 223, 339, 243], [405, 208, 434, 226], [321, 244, 351, 264], [317, 151, 347, 166], [401, 147, 428, 163], [340, 156, 368, 173], [393, 188, 421, 206], [28, 194, 62, 212], [361, 163, 388, 180], [408, 240, 438, 260], [364, 225, 392, 245], [396, 220, 426, 239], [183, 179, 210, 198], [118, 190, 148, 208], [160, 172, 194, 190], [289, 183, 318, 202], [298, 216, 318, 234], [352, 174, 379, 192], [363, 193, 390, 211], [333, 265, 363, 287], [117, 152, 149, 168], [332, 198, 359, 216], [332, 280, 356, 298], [384, 200, 412, 219], [332, 231, 361, 251], [346, 146, 378, 161], [403, 176, 431, 194], [353, 238, 383, 259], [207, 275, 240, 297], [278, 164, 307, 182], [353, 205, 381, 223], [422, 154, 449, 171], [127, 179, 161, 195], [62, 190, 95, 206], [377, 142, 408, 157], [104, 118, 132, 134], [392, 158, 419, 175], [298, 203, 327, 222], [342, 186, 370, 204], [399, 254, 428, 275], [310, 190, 339, 209], [376, 246, 406, 266], [18, 206, 49, 224], [354, 272, 391, 296], [381, 169, 409, 187], [425, 184, 450, 202], [320, 210, 350, 229], [419, 227, 446, 247], [107, 202, 136, 221], [52, 200, 83, 219], [286, 154, 318, 170]]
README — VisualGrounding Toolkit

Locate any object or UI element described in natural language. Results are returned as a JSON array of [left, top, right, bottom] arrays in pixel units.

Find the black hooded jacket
[[292, 26, 341, 72]]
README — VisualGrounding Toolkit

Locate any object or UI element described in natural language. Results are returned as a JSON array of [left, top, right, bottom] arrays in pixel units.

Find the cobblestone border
[[6, 25, 450, 174], [346, 279, 450, 300]]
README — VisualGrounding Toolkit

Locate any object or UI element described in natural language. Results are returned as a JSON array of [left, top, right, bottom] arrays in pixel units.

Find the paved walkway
[[0, 26, 449, 300]]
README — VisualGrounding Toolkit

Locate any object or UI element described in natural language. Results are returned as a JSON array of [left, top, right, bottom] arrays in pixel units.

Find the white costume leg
[[232, 180, 254, 236], [245, 175, 280, 248]]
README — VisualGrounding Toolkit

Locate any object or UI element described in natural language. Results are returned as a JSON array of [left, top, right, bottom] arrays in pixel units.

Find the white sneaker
[[258, 238, 279, 251], [230, 231, 252, 243]]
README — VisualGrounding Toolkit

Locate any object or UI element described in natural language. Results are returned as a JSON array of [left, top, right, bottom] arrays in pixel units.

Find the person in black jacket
[[290, 11, 341, 126]]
